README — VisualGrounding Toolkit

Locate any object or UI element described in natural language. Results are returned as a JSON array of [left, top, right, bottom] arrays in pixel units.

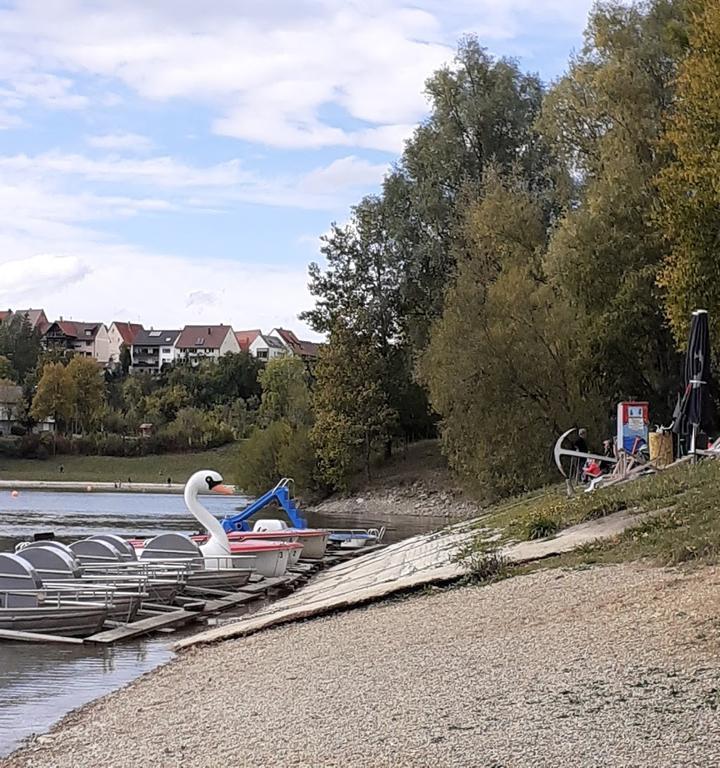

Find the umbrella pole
[[690, 424, 698, 462]]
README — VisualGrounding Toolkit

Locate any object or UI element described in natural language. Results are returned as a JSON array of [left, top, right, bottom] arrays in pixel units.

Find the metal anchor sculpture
[[553, 428, 618, 478]]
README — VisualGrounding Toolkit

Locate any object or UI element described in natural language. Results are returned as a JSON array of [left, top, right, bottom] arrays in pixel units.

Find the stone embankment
[[310, 482, 482, 519], [5, 564, 720, 768]]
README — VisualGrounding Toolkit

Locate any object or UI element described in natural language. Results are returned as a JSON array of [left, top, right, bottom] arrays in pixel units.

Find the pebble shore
[[4, 563, 720, 768]]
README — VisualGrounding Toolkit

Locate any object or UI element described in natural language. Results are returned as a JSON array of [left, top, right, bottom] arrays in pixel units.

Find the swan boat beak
[[211, 484, 234, 495]]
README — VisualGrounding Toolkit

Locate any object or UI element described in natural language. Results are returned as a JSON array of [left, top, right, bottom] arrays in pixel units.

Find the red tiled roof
[[271, 327, 321, 358], [235, 329, 261, 352], [274, 328, 301, 348], [176, 325, 232, 350], [298, 339, 321, 358], [113, 322, 144, 345], [12, 309, 48, 331], [0, 310, 11, 322], [45, 321, 102, 340]]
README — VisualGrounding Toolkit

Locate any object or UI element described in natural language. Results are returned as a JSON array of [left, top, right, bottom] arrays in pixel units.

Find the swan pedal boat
[[128, 470, 301, 579]]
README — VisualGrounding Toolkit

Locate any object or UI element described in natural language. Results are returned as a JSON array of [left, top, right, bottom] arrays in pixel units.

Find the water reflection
[[0, 640, 173, 757]]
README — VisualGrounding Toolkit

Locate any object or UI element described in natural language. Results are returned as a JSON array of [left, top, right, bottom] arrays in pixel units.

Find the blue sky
[[0, 0, 594, 338]]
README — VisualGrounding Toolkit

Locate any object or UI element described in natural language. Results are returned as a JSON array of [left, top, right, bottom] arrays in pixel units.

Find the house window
[[86, 341, 92, 346], [256, 349, 268, 359]]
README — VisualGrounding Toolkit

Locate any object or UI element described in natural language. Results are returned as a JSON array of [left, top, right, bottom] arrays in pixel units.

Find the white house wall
[[219, 329, 240, 356]]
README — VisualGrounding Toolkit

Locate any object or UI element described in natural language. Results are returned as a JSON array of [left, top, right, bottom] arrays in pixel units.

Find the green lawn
[[0, 444, 239, 484]]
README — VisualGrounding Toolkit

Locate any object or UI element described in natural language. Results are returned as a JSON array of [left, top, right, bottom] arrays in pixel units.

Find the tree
[[656, 0, 720, 350], [419, 172, 604, 495], [539, 0, 687, 419], [119, 345, 131, 375], [302, 196, 428, 448], [66, 356, 106, 434], [312, 324, 397, 489], [31, 362, 75, 446], [0, 355, 14, 382], [383, 37, 548, 349], [258, 356, 312, 429], [0, 315, 41, 382]]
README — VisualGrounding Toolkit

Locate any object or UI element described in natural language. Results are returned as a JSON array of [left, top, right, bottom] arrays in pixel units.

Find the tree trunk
[[365, 432, 372, 481]]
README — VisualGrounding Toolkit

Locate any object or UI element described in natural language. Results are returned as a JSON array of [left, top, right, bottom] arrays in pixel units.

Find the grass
[[460, 459, 720, 577], [0, 444, 239, 484]]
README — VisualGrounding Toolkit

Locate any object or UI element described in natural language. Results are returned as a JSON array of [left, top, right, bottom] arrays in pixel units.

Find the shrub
[[524, 510, 561, 540]]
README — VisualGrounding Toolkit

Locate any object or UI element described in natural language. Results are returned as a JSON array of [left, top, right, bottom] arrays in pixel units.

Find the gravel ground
[[4, 563, 720, 768]]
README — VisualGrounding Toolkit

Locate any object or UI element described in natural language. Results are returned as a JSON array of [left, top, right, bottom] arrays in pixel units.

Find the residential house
[[269, 327, 321, 361], [0, 382, 22, 435], [12, 309, 49, 333], [0, 310, 11, 326], [234, 329, 261, 353], [0, 382, 53, 434], [249, 333, 287, 361], [107, 321, 144, 364], [175, 325, 240, 363], [130, 329, 181, 373], [42, 320, 111, 363]]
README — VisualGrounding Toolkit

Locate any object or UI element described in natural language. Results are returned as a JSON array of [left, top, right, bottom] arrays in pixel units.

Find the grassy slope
[[464, 459, 720, 576], [0, 444, 238, 483]]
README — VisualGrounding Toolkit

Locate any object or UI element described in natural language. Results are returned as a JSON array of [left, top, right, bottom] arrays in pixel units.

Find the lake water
[[0, 489, 440, 757]]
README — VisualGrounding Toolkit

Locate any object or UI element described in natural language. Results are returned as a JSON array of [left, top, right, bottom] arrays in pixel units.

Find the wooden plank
[[86, 609, 198, 644], [201, 592, 260, 613], [0, 628, 84, 645], [182, 585, 235, 598], [238, 576, 286, 595]]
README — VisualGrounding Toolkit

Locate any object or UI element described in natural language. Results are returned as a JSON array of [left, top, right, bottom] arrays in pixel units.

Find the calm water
[[0, 490, 438, 757]]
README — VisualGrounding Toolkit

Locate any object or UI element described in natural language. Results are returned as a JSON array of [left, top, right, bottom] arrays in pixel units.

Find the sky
[[0, 0, 595, 339]]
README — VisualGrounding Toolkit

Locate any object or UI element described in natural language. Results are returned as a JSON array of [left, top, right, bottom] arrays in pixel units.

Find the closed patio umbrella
[[674, 309, 711, 453]]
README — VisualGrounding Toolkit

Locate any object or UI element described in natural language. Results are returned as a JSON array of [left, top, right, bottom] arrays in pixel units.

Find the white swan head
[[184, 470, 234, 567]]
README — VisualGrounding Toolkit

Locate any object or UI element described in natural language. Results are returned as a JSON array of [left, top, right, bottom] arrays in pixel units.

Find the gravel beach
[[4, 563, 720, 768]]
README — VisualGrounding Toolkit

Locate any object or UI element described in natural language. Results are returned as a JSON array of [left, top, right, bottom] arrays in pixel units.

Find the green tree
[[31, 362, 75, 443], [67, 356, 106, 434], [0, 355, 15, 381], [656, 0, 720, 348], [312, 324, 397, 489], [303, 196, 429, 448], [0, 315, 41, 382], [258, 356, 312, 429], [119, 344, 131, 375], [420, 172, 604, 495], [539, 0, 687, 418], [383, 37, 548, 349]]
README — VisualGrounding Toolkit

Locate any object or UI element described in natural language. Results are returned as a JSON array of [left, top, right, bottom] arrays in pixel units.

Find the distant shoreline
[[0, 480, 187, 494]]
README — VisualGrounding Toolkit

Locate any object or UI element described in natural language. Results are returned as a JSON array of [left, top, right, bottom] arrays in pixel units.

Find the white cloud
[[0, 152, 247, 188], [302, 156, 388, 195], [0, 247, 320, 339], [0, 254, 89, 298], [0, 1, 594, 151], [0, 150, 388, 211], [86, 132, 154, 152]]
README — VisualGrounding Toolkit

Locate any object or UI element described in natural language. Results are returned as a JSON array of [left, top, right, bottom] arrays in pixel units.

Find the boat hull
[[0, 603, 108, 638], [228, 546, 288, 578], [184, 569, 252, 593], [225, 531, 329, 561]]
